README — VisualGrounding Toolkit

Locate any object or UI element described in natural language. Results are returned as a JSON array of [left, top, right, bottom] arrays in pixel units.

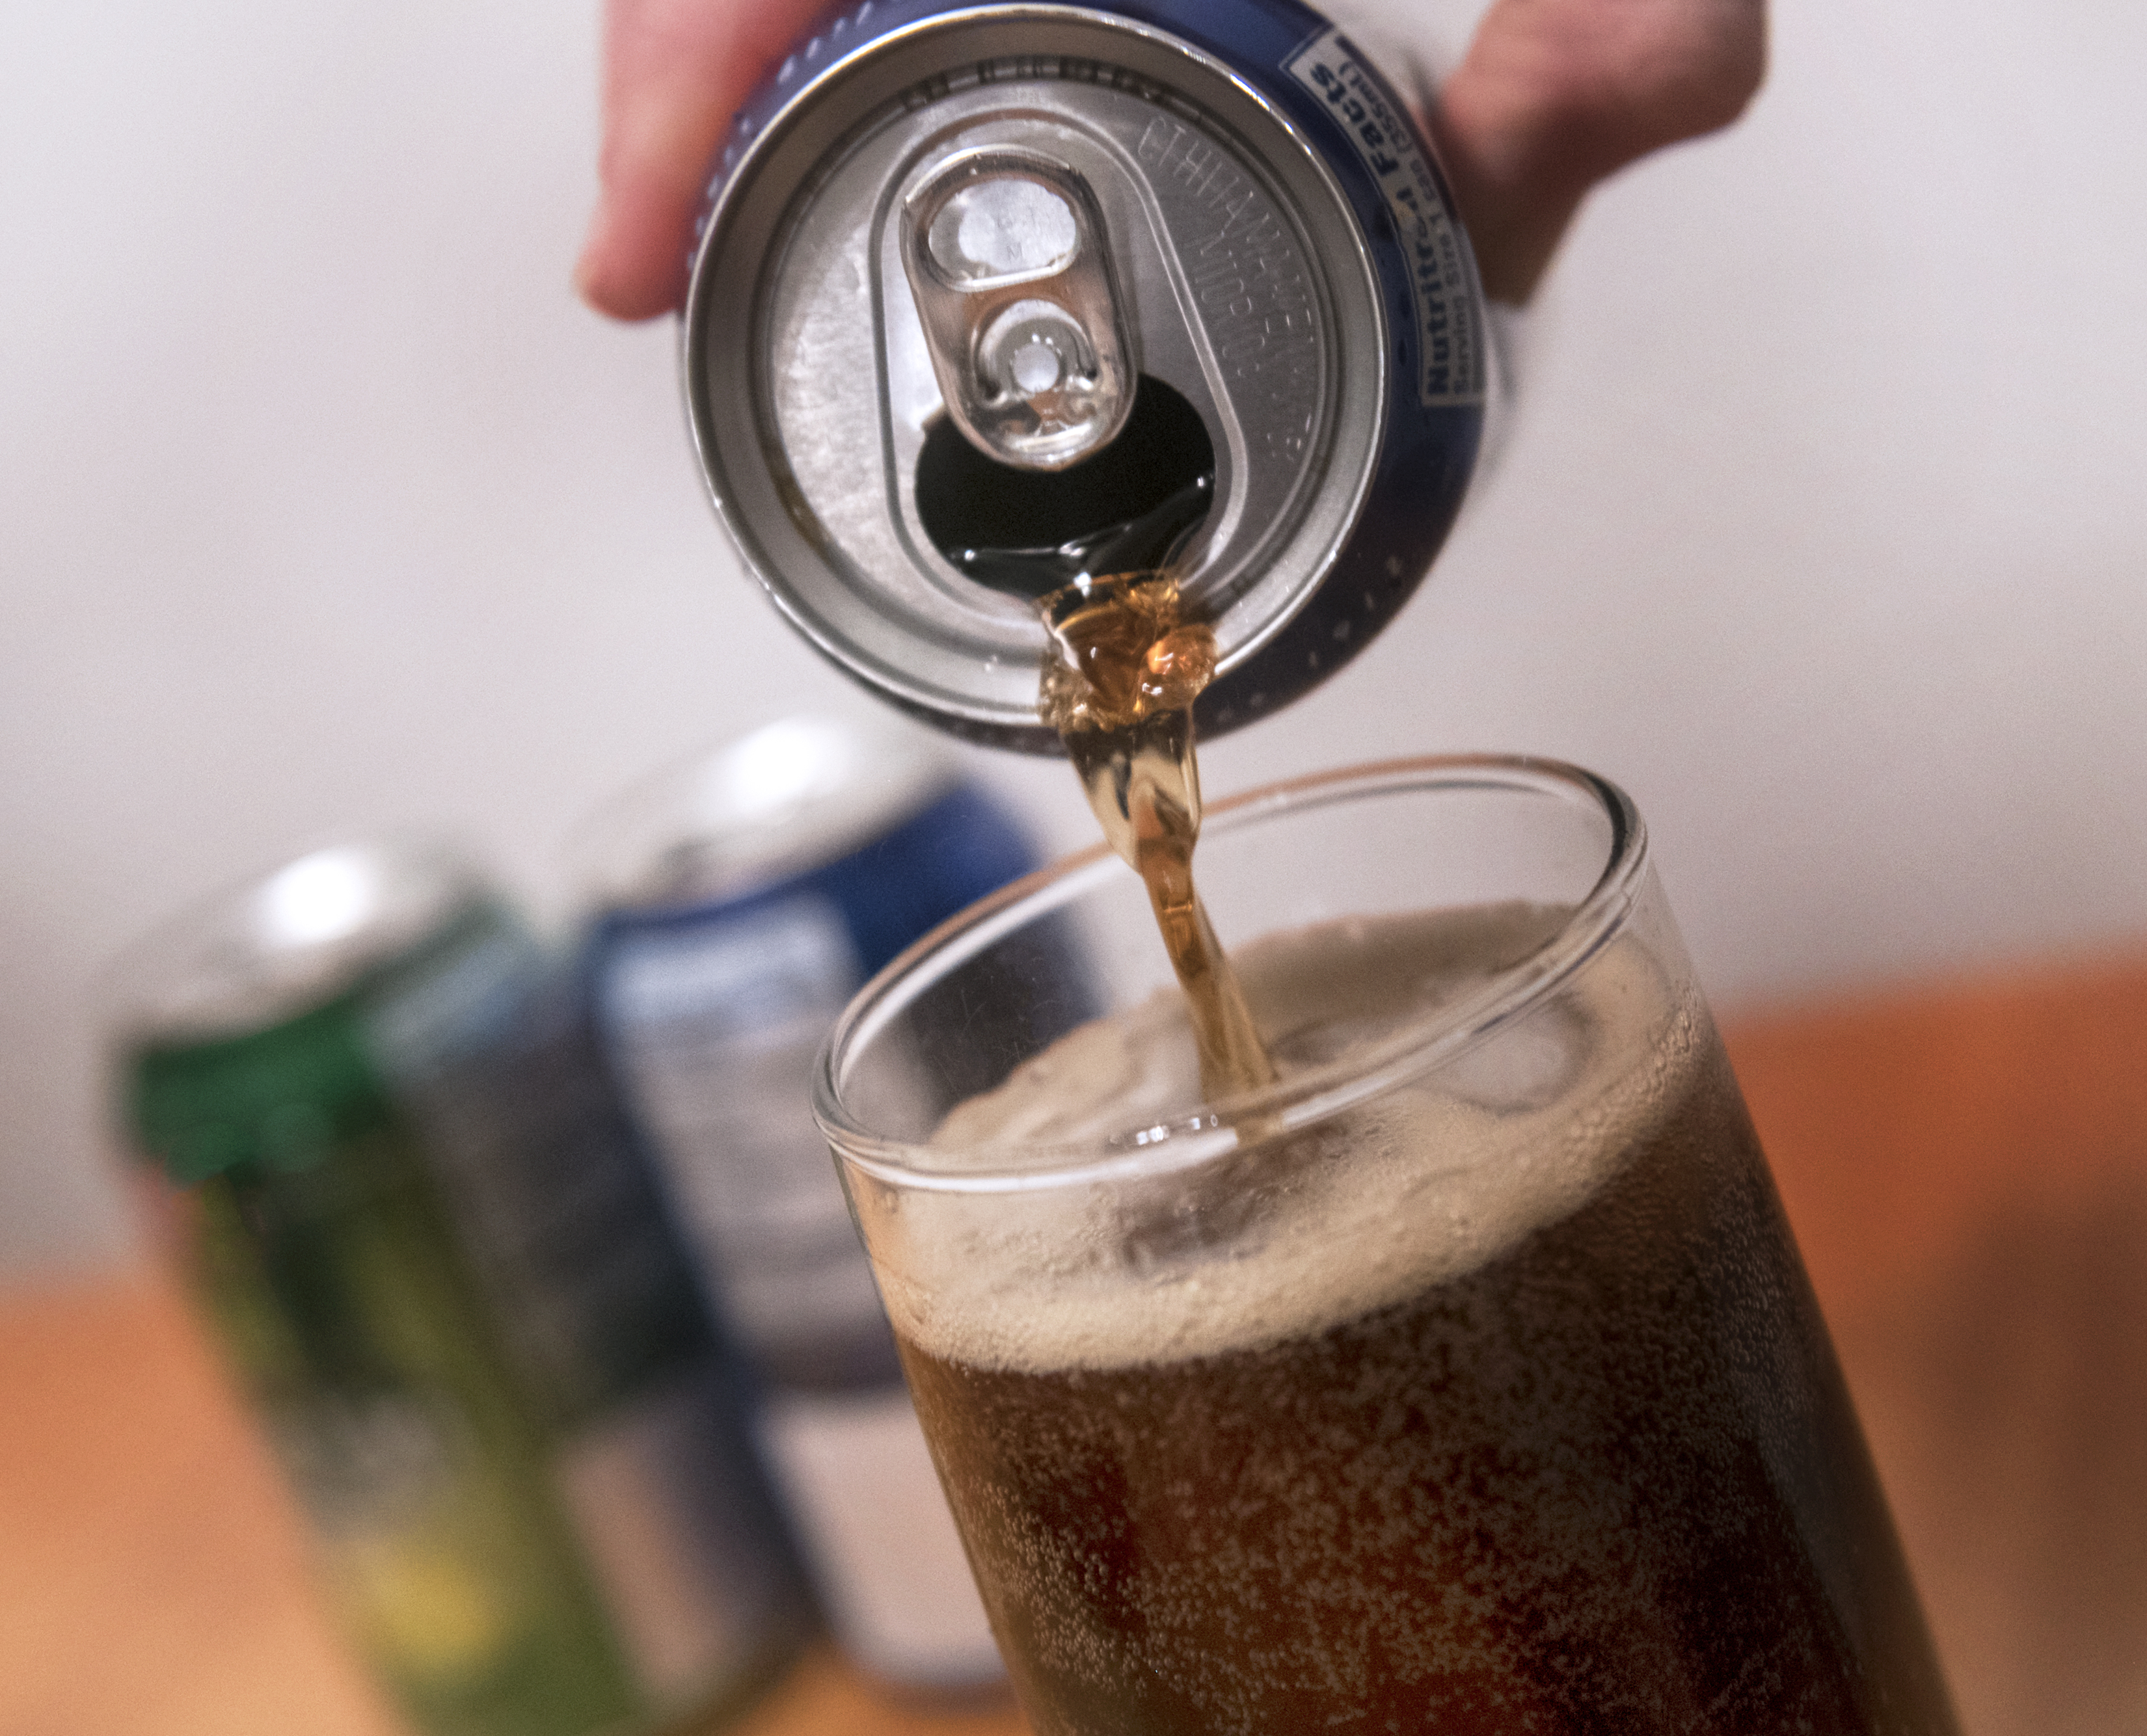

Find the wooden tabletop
[[1728, 951, 2147, 1736], [7, 948, 2146, 1736]]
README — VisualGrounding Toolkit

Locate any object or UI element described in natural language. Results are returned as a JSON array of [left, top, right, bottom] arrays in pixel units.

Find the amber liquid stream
[[1038, 573, 1275, 1100]]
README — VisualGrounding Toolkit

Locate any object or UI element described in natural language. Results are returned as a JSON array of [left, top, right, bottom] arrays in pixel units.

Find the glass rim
[[814, 754, 1647, 1194]]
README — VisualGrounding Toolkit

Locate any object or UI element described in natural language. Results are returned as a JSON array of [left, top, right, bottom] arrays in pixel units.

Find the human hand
[[574, 0, 1764, 318], [1426, 0, 1765, 302]]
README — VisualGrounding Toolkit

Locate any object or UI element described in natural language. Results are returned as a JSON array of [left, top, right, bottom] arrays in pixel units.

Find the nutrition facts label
[[599, 896, 884, 1363], [1284, 28, 1484, 408]]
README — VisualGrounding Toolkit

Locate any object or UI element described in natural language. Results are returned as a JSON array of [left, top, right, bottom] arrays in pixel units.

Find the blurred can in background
[[572, 717, 1034, 1689], [115, 840, 809, 1736]]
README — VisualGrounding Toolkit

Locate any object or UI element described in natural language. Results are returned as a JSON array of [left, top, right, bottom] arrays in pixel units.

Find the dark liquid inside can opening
[[915, 376, 1216, 600]]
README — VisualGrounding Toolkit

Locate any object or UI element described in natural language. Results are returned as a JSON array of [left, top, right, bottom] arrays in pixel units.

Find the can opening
[[913, 376, 1215, 600]]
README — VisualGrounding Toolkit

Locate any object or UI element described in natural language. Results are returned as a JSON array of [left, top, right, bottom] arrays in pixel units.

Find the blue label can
[[684, 1, 1487, 751], [572, 717, 1037, 1687]]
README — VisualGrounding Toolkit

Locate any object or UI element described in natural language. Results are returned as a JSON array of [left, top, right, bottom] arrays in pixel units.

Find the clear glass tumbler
[[816, 756, 1957, 1734]]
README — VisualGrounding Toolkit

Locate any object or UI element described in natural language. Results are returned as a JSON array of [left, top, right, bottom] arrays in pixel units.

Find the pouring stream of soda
[[1038, 573, 1278, 1100]]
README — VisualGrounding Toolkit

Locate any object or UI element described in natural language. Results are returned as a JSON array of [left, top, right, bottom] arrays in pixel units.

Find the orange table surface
[[6, 949, 2146, 1736]]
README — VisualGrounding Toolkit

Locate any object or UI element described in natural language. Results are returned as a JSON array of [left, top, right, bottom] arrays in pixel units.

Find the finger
[[576, 0, 824, 321], [1429, 0, 1766, 302]]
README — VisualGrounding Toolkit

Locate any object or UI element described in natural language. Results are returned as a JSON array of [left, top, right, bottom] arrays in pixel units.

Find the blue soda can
[[571, 717, 1038, 1689], [683, 0, 1487, 750]]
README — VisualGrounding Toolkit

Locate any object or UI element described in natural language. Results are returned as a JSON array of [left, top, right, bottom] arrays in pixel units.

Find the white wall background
[[4, 0, 2144, 1277]]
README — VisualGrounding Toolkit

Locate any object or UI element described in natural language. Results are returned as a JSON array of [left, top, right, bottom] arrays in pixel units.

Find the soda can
[[114, 841, 810, 1736], [571, 717, 1038, 1689], [684, 0, 1487, 751]]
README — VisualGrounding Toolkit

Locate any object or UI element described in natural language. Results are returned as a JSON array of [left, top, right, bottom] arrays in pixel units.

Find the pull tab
[[899, 148, 1137, 472]]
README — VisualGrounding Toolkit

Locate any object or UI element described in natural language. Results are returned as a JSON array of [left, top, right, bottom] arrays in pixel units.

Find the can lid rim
[[103, 837, 488, 1047], [682, 3, 1401, 749], [565, 716, 959, 914]]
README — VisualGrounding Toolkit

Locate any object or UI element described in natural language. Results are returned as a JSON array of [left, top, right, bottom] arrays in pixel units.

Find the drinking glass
[[816, 756, 1956, 1734]]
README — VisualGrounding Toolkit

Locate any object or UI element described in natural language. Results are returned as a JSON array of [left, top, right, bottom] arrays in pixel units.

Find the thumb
[[1430, 0, 1766, 302], [576, 0, 824, 321]]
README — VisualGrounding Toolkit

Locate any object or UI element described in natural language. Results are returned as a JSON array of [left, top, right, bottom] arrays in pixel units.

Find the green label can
[[114, 841, 809, 1736]]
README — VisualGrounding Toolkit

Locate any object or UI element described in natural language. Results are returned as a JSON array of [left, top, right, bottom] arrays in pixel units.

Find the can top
[[569, 716, 958, 915], [685, 5, 1437, 750], [111, 839, 488, 1047]]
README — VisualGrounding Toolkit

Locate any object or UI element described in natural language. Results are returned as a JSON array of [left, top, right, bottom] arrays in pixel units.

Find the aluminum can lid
[[687, 3, 1484, 751], [567, 716, 958, 913], [111, 838, 491, 1047]]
